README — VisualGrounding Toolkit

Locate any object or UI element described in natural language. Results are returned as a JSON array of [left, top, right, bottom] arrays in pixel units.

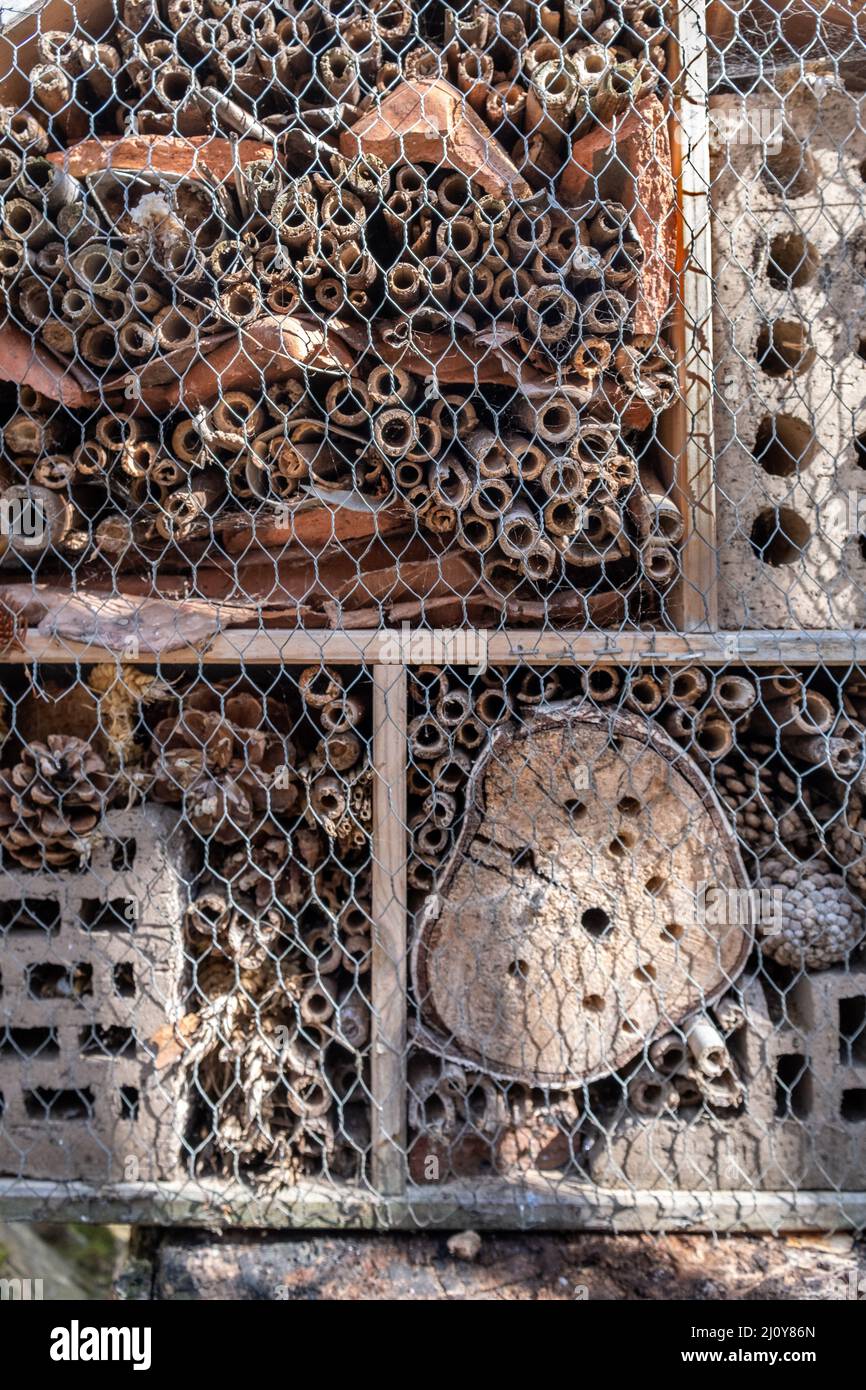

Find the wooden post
[[666, 0, 718, 630], [370, 663, 408, 1197]]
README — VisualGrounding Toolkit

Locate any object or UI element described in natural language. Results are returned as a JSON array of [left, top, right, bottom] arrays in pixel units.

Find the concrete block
[[0, 804, 193, 1183]]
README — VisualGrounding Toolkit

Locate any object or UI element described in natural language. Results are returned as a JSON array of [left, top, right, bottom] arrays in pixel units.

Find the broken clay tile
[[340, 77, 532, 202], [47, 135, 272, 184], [560, 96, 676, 337]]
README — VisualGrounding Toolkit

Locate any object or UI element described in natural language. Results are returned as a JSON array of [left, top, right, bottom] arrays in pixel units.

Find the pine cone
[[829, 791, 866, 901], [150, 681, 298, 841], [713, 754, 821, 868], [0, 735, 109, 868], [757, 855, 865, 969]]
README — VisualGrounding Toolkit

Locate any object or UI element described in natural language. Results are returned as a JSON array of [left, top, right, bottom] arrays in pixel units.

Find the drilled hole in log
[[621, 1019, 639, 1035], [581, 906, 612, 938], [583, 994, 605, 1012], [645, 874, 666, 895], [635, 963, 657, 983], [756, 319, 815, 376], [753, 412, 816, 476], [564, 798, 587, 821], [507, 958, 529, 981], [663, 923, 685, 941], [750, 505, 810, 565], [856, 431, 866, 468], [618, 796, 641, 814], [767, 231, 817, 288]]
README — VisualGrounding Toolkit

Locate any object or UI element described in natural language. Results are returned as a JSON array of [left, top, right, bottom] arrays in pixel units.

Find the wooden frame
[[2, 0, 859, 1234]]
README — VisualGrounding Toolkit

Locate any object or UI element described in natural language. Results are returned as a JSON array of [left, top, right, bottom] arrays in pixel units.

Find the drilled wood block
[[412, 706, 751, 1086]]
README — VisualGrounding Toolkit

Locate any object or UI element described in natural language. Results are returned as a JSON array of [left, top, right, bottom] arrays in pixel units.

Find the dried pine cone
[[829, 792, 866, 901], [0, 592, 27, 655], [150, 682, 297, 841], [0, 735, 109, 868], [757, 856, 865, 969]]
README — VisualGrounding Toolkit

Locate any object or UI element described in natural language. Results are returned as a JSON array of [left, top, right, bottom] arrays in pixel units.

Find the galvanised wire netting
[[0, 0, 863, 1233]]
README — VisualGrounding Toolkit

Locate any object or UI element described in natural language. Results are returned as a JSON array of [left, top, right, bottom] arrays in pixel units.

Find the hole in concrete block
[[110, 838, 137, 872], [775, 1054, 812, 1118], [79, 1026, 136, 1058], [842, 1088, 866, 1122], [767, 232, 818, 288], [750, 506, 811, 565], [24, 1087, 94, 1120], [120, 1086, 139, 1120], [27, 962, 93, 1001], [0, 1027, 58, 1057], [114, 962, 135, 998], [839, 996, 866, 1065], [763, 138, 817, 198], [753, 413, 816, 477], [581, 907, 612, 938], [0, 899, 60, 936], [81, 898, 135, 932], [511, 846, 536, 872], [756, 319, 815, 376]]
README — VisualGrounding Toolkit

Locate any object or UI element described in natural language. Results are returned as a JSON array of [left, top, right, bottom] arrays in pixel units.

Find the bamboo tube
[[436, 688, 472, 728], [712, 674, 757, 717], [786, 735, 859, 780], [695, 710, 734, 760], [0, 483, 71, 559], [541, 456, 586, 498], [471, 478, 513, 520], [603, 238, 643, 289], [421, 255, 453, 307], [0, 237, 25, 278], [526, 282, 579, 343], [522, 536, 557, 581], [499, 502, 542, 558], [584, 665, 621, 702], [589, 201, 630, 248], [518, 394, 577, 444], [32, 455, 74, 490], [457, 514, 496, 552], [649, 1032, 688, 1075], [486, 81, 526, 130], [641, 540, 679, 587], [492, 266, 532, 317], [686, 1018, 729, 1079], [582, 288, 631, 334], [639, 465, 685, 542], [119, 320, 156, 361], [432, 747, 474, 788], [157, 468, 224, 539], [436, 215, 480, 264], [300, 667, 343, 709], [754, 691, 835, 738], [386, 260, 427, 309], [373, 407, 417, 457], [456, 716, 485, 750], [3, 198, 52, 249], [41, 321, 75, 357], [664, 707, 696, 741], [625, 672, 664, 715], [668, 666, 707, 708], [526, 57, 579, 150], [436, 172, 473, 217], [60, 287, 98, 329], [457, 49, 494, 115], [452, 262, 495, 310], [429, 456, 471, 510], [409, 714, 448, 760], [629, 1071, 678, 1117], [367, 364, 416, 407], [18, 156, 79, 214], [544, 494, 581, 537], [73, 441, 109, 480], [507, 208, 552, 264], [80, 326, 118, 368], [510, 436, 546, 482]]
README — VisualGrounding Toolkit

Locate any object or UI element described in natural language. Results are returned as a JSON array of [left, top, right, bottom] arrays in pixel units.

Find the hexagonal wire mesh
[[0, 0, 863, 1234]]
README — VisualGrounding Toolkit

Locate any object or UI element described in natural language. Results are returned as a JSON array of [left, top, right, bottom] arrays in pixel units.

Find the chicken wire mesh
[[0, 0, 863, 1233]]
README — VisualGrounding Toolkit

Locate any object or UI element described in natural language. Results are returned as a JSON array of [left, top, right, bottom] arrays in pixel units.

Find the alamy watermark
[[380, 621, 489, 675], [0, 495, 46, 544], [707, 107, 783, 152]]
